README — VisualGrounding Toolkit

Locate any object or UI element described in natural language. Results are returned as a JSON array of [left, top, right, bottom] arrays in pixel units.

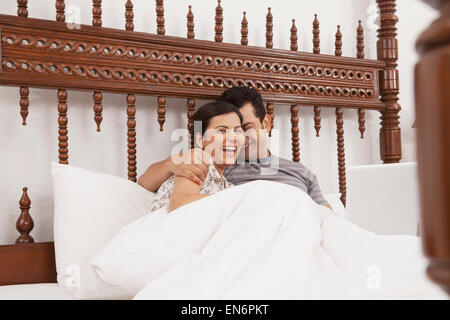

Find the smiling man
[[138, 87, 330, 209]]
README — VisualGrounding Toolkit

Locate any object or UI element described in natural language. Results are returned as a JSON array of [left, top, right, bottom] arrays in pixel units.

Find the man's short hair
[[218, 87, 266, 123]]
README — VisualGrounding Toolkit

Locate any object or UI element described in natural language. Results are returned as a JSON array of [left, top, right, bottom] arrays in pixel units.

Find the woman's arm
[[168, 175, 208, 212]]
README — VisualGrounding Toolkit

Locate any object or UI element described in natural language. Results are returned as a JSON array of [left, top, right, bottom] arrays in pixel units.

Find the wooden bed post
[[415, 0, 450, 296], [376, 0, 402, 163]]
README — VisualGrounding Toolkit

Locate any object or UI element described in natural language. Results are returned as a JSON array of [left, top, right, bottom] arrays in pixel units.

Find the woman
[[148, 101, 245, 213]]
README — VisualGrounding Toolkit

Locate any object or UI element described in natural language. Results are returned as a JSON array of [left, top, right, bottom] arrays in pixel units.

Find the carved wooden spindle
[[215, 0, 223, 43], [92, 1, 103, 132], [376, 0, 401, 163], [187, 98, 195, 148], [93, 92, 103, 132], [187, 5, 195, 39], [358, 108, 366, 139], [124, 1, 137, 180], [314, 106, 321, 137], [290, 105, 300, 162], [266, 8, 273, 49], [312, 14, 321, 135], [313, 14, 320, 54], [241, 12, 248, 46], [17, 0, 28, 17], [336, 107, 346, 206], [18, 3, 30, 126], [187, 6, 195, 147], [357, 20, 366, 138], [156, 0, 165, 35], [157, 96, 166, 131], [55, 0, 65, 22], [20, 86, 29, 126], [290, 19, 298, 51], [186, 6, 195, 147], [92, 0, 102, 27], [56, 2, 67, 159], [125, 0, 134, 31], [335, 25, 342, 57], [15, 187, 34, 244], [57, 89, 69, 164], [335, 25, 346, 205], [266, 103, 274, 137], [155, 1, 167, 130], [357, 20, 365, 59], [127, 94, 137, 182]]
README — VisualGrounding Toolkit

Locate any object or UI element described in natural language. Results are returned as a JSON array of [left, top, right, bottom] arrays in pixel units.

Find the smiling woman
[[146, 101, 245, 212]]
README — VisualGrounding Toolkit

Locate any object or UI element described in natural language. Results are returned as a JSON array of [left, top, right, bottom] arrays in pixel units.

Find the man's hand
[[168, 149, 210, 186]]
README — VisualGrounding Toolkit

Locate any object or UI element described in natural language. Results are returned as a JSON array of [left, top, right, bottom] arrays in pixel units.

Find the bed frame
[[0, 0, 447, 296]]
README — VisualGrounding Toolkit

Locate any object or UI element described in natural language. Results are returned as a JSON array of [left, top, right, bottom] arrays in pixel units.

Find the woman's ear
[[194, 132, 203, 149], [262, 114, 272, 132]]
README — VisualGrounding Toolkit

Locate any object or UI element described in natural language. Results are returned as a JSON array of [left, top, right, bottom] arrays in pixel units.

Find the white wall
[[0, 0, 428, 244]]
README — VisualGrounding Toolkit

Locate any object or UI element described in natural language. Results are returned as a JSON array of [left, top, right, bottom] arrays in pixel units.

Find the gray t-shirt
[[223, 154, 329, 206]]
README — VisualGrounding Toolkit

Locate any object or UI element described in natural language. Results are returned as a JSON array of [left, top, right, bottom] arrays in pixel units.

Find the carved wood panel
[[0, 14, 384, 109]]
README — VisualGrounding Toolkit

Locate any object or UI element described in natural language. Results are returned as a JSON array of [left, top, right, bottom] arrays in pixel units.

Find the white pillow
[[51, 162, 155, 299], [324, 193, 346, 218]]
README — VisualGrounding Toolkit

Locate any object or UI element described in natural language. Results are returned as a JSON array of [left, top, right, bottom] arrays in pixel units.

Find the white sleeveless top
[[149, 162, 233, 212]]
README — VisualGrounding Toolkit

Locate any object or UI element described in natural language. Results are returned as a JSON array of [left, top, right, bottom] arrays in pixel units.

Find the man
[[138, 87, 331, 209]]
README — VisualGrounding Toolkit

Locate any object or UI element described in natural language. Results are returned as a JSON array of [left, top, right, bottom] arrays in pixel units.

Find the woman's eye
[[216, 129, 227, 134]]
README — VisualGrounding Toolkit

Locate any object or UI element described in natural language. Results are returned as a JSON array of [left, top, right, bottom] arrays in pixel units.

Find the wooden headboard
[[0, 0, 404, 287]]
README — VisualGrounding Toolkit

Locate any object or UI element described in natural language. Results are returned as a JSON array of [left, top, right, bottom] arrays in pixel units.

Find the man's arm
[[137, 149, 209, 193], [308, 173, 333, 210], [137, 157, 175, 192]]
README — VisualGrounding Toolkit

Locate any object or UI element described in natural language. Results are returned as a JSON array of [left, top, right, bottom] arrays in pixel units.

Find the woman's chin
[[218, 155, 238, 166]]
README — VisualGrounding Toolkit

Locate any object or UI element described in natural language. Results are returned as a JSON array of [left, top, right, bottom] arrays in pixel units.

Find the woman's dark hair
[[217, 86, 266, 123], [193, 101, 243, 138]]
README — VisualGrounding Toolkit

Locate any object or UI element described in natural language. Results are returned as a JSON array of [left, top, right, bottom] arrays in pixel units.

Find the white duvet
[[90, 180, 446, 300]]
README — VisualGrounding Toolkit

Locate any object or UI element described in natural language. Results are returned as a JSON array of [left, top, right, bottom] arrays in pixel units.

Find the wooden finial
[[266, 103, 274, 137], [336, 107, 346, 206], [241, 11, 248, 46], [266, 8, 273, 49], [358, 108, 366, 138], [187, 5, 195, 39], [92, 0, 102, 27], [290, 105, 300, 162], [57, 89, 69, 164], [127, 94, 137, 182], [55, 0, 65, 22], [17, 0, 28, 17], [156, 0, 165, 35], [187, 98, 195, 148], [335, 25, 342, 57], [215, 0, 223, 43], [20, 86, 29, 125], [290, 19, 298, 51], [357, 20, 365, 59], [157, 96, 166, 131], [314, 106, 321, 137], [16, 187, 34, 244], [313, 14, 320, 54], [93, 92, 103, 132]]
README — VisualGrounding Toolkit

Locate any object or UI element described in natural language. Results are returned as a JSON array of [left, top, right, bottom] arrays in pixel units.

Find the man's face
[[238, 103, 270, 161]]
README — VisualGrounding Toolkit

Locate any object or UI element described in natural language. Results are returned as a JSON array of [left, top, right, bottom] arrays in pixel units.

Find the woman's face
[[196, 112, 244, 166]]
